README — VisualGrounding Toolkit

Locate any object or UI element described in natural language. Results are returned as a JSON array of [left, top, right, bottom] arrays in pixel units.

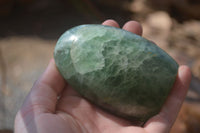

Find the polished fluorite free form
[[54, 24, 178, 123]]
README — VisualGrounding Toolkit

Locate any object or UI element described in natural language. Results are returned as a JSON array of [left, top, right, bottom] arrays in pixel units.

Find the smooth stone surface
[[54, 24, 178, 123]]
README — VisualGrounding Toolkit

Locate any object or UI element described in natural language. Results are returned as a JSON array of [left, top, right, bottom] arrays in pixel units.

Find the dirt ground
[[0, 0, 200, 132]]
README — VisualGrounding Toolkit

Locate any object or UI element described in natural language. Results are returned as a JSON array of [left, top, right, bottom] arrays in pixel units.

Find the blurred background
[[0, 0, 200, 132]]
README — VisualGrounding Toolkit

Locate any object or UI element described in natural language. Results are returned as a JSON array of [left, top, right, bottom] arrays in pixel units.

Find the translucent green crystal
[[54, 24, 178, 123]]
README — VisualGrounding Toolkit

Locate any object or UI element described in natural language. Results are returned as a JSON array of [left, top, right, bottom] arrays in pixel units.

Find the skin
[[15, 19, 191, 133]]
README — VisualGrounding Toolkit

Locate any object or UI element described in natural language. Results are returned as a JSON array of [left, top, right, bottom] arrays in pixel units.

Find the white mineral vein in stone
[[70, 32, 106, 74]]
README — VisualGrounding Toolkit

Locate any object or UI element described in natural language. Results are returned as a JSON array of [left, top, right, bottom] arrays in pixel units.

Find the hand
[[14, 20, 191, 133]]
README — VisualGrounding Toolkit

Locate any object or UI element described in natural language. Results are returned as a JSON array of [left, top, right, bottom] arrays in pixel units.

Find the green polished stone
[[54, 24, 178, 123]]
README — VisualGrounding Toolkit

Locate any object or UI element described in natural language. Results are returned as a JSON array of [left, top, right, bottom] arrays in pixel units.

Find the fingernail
[[179, 65, 191, 87], [179, 66, 189, 78]]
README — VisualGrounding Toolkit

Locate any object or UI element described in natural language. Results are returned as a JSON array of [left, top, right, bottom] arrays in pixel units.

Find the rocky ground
[[0, 0, 200, 132]]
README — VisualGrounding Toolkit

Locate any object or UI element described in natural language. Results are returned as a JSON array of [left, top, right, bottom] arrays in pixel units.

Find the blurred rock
[[0, 37, 55, 129], [127, 0, 153, 21], [169, 20, 200, 78], [142, 11, 172, 50], [147, 0, 200, 21], [193, 60, 200, 78], [144, 11, 172, 31]]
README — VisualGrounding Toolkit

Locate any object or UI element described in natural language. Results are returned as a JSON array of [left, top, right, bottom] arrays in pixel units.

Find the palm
[[15, 20, 191, 133], [33, 85, 147, 133]]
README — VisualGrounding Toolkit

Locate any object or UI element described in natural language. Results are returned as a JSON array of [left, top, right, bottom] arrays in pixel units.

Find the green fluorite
[[54, 24, 178, 123]]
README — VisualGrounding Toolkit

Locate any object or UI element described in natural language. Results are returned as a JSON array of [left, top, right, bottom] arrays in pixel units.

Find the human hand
[[14, 20, 191, 133]]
